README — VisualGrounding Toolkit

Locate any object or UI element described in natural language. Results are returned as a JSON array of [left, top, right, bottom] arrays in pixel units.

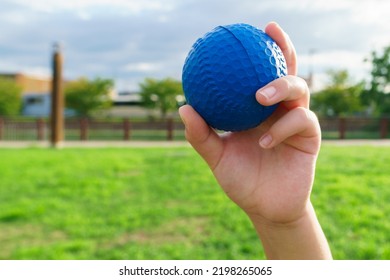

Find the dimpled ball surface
[[182, 23, 287, 131]]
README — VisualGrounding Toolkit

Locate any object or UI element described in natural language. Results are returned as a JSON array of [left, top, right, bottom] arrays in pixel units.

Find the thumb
[[179, 105, 223, 170]]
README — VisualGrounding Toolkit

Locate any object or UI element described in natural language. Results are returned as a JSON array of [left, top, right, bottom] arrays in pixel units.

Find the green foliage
[[0, 77, 22, 116], [0, 146, 389, 260], [65, 77, 113, 117], [311, 70, 364, 117], [139, 78, 184, 119], [363, 46, 390, 115]]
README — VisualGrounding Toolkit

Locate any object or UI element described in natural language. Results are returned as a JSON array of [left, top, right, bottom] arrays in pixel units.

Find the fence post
[[123, 118, 131, 140], [380, 117, 388, 139], [50, 43, 64, 147], [339, 117, 346, 139], [0, 118, 3, 140], [167, 118, 174, 141], [36, 118, 45, 141], [80, 118, 88, 140]]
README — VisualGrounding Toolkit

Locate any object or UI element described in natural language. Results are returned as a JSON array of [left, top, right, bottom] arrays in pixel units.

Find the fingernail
[[258, 86, 277, 100], [259, 134, 273, 148], [178, 107, 187, 126]]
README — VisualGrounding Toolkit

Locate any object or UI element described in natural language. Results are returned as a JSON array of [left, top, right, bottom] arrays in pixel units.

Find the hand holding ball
[[182, 23, 287, 131]]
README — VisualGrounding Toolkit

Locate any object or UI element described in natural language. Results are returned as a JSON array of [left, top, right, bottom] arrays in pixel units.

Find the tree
[[65, 77, 113, 117], [311, 70, 364, 117], [362, 46, 390, 115], [0, 77, 22, 116], [139, 77, 184, 119]]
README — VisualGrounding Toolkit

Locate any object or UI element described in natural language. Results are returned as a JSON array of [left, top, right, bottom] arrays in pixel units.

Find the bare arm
[[179, 22, 332, 259]]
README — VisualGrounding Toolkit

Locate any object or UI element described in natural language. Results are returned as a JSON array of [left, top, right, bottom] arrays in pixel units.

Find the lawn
[[0, 145, 389, 259]]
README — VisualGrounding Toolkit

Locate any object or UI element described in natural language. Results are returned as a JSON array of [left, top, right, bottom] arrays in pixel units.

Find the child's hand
[[179, 22, 320, 224], [180, 22, 331, 259]]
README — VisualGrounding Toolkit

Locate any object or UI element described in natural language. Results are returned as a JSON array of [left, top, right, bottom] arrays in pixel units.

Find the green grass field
[[0, 145, 389, 260]]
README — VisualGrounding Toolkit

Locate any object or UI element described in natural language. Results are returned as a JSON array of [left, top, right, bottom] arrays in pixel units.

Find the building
[[112, 90, 141, 106], [21, 93, 50, 117], [0, 72, 51, 94], [0, 72, 53, 117]]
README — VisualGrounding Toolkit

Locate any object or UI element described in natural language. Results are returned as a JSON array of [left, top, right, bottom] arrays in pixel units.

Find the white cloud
[[1, 11, 29, 25], [241, 0, 355, 15], [299, 50, 373, 92], [20, 67, 51, 79], [349, 0, 390, 26], [123, 62, 162, 73], [0, 61, 50, 79], [300, 50, 366, 70], [11, 0, 176, 14], [1, 0, 390, 92]]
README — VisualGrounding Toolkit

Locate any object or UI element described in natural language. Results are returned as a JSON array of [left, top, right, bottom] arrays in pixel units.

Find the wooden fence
[[320, 117, 388, 139], [0, 118, 185, 141], [0, 117, 388, 141]]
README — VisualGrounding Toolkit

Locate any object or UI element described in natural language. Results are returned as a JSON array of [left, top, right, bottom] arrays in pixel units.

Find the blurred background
[[0, 0, 389, 260], [1, 0, 389, 140], [2, 0, 389, 90]]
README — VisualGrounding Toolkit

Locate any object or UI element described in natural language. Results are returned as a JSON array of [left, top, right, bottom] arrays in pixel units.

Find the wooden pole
[[80, 118, 88, 140], [0, 118, 3, 140], [167, 117, 174, 141], [123, 118, 131, 140], [339, 117, 346, 139], [380, 117, 388, 139], [36, 118, 45, 141], [50, 43, 64, 147]]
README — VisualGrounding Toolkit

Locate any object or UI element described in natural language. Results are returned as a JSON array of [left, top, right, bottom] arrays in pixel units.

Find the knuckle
[[301, 108, 321, 133], [280, 75, 294, 91], [296, 107, 317, 124], [296, 76, 309, 92], [282, 76, 309, 97]]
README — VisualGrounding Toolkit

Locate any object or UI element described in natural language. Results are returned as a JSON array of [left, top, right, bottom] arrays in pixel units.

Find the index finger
[[265, 22, 297, 76], [256, 75, 310, 109]]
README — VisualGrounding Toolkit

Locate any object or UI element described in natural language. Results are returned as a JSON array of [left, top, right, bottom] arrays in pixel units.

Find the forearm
[[249, 202, 332, 260]]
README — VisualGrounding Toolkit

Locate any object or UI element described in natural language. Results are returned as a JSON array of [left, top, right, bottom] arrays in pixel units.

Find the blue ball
[[182, 23, 287, 131]]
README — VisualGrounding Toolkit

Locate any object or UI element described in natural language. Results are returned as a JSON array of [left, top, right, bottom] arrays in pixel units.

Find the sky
[[1, 0, 390, 92]]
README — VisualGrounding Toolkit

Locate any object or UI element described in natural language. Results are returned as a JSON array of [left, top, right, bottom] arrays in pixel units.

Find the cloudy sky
[[1, 0, 389, 92]]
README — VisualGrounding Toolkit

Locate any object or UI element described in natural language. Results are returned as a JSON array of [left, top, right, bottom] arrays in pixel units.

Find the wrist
[[247, 201, 312, 230], [248, 202, 332, 259]]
